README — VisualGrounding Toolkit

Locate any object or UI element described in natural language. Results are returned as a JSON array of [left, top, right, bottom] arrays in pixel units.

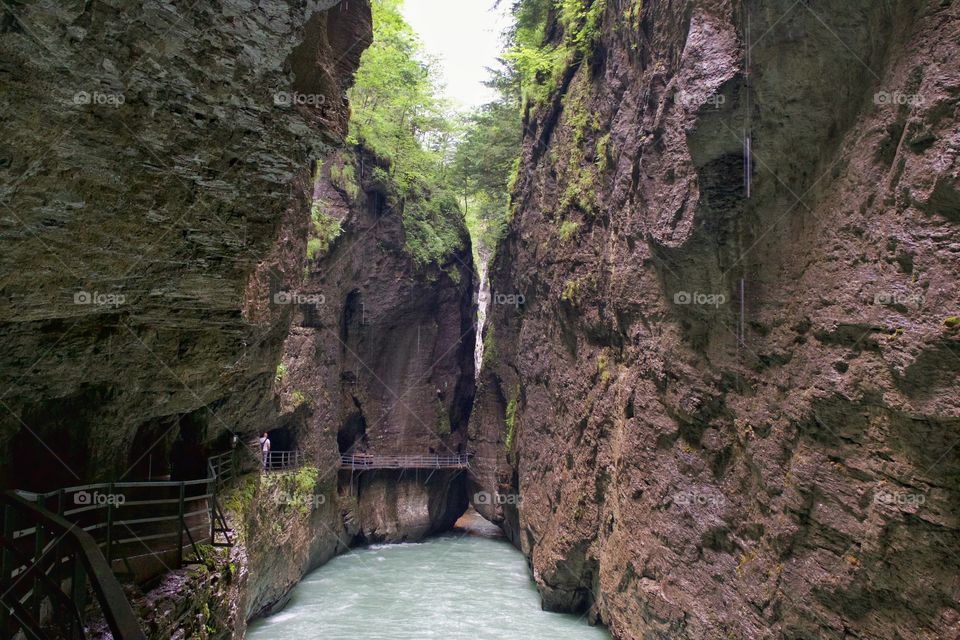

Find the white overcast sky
[[400, 0, 511, 110]]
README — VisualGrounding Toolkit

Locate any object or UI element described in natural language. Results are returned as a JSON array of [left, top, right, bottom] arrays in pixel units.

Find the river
[[247, 510, 610, 640]]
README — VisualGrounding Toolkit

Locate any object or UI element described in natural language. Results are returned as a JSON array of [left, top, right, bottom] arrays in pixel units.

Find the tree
[[452, 83, 522, 255], [347, 0, 465, 265]]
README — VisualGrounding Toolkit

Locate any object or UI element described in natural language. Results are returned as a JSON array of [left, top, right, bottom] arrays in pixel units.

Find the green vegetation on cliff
[[347, 0, 529, 262], [343, 0, 610, 262], [348, 0, 465, 265], [504, 384, 520, 453], [505, 0, 608, 111], [308, 200, 343, 259], [450, 0, 612, 253], [339, 0, 613, 339], [453, 77, 522, 255]]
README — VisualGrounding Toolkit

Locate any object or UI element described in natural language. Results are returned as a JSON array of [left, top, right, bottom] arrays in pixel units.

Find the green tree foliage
[[503, 0, 608, 111], [346, 0, 606, 265], [447, 0, 610, 258], [452, 82, 522, 256], [347, 0, 465, 265]]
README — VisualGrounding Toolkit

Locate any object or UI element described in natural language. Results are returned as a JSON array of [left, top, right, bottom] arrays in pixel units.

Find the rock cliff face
[[111, 470, 347, 639], [471, 1, 960, 638], [235, 471, 347, 624], [0, 0, 371, 489], [1, 1, 477, 633], [274, 148, 475, 541]]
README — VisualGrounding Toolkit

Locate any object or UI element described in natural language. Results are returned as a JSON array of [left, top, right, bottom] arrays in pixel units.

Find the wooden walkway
[[339, 454, 471, 470], [0, 451, 245, 640]]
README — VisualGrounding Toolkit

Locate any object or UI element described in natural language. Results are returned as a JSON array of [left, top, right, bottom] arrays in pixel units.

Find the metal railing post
[[31, 494, 46, 620], [56, 487, 67, 624], [71, 550, 87, 635], [0, 504, 11, 632], [105, 482, 115, 566], [177, 483, 186, 568], [209, 461, 217, 544]]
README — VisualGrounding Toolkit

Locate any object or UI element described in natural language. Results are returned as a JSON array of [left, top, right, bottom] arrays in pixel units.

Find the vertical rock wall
[[0, 0, 371, 489], [471, 0, 960, 638], [1, 0, 477, 634], [274, 149, 475, 542]]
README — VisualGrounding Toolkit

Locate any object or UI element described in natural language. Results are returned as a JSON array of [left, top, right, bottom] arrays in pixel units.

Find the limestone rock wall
[[470, 1, 960, 638], [274, 148, 476, 542], [0, 0, 372, 489]]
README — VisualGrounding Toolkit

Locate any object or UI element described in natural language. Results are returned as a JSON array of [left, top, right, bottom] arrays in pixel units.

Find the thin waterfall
[[474, 249, 491, 378]]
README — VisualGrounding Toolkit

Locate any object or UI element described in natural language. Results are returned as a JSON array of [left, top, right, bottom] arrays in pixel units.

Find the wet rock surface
[[471, 1, 960, 638], [274, 148, 476, 542], [0, 0, 371, 488], [235, 473, 348, 624]]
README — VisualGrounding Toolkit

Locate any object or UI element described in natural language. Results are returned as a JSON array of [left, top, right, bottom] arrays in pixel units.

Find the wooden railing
[[1, 491, 146, 640], [339, 453, 471, 469], [11, 452, 239, 581], [17, 480, 212, 580], [0, 450, 248, 639]]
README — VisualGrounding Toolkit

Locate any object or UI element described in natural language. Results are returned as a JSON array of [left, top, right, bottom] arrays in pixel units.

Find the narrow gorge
[[1, 0, 958, 639]]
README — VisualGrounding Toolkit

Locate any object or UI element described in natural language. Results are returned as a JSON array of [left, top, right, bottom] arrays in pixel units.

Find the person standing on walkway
[[259, 432, 271, 470]]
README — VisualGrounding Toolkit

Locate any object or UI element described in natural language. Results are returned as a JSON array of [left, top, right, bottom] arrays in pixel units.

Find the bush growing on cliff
[[329, 158, 359, 199], [403, 192, 465, 265], [307, 201, 342, 259], [482, 325, 498, 367], [558, 220, 579, 242], [504, 385, 520, 453], [261, 464, 322, 516], [291, 389, 307, 408], [595, 132, 612, 172], [222, 474, 259, 530], [505, 0, 608, 111], [435, 397, 451, 435]]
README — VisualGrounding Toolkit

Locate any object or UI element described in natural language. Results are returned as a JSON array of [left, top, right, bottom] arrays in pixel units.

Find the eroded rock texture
[[0, 0, 372, 489], [274, 149, 475, 542], [471, 0, 960, 638]]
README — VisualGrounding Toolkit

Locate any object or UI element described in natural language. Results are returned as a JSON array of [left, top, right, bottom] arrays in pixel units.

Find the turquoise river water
[[247, 511, 610, 640]]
